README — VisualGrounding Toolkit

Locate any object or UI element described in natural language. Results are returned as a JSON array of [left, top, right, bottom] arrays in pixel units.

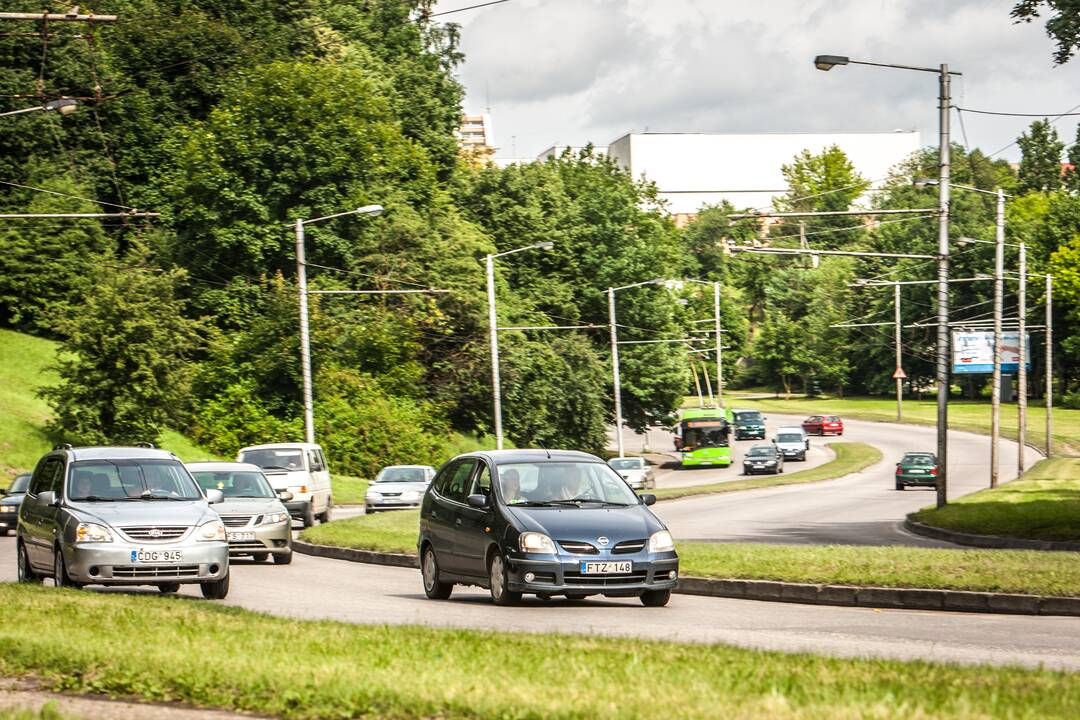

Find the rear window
[[826, 416, 841, 422], [240, 448, 306, 472], [903, 455, 935, 466]]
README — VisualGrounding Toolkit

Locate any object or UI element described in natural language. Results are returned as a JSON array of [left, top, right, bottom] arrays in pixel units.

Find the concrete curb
[[904, 518, 1080, 552], [292, 540, 1080, 616]]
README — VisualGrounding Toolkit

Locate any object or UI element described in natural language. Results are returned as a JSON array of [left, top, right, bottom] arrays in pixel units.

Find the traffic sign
[[892, 368, 907, 379]]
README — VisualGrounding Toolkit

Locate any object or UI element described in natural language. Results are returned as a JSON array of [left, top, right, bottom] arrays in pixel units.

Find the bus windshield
[[681, 421, 729, 450]]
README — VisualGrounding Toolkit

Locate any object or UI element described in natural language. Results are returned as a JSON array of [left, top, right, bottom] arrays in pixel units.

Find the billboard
[[952, 331, 1031, 374]]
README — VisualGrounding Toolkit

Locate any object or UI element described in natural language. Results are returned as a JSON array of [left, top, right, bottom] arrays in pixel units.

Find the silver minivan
[[16, 445, 230, 599]]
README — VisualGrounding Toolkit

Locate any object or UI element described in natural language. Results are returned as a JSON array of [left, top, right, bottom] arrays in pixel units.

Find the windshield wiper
[[507, 500, 560, 507], [231, 495, 272, 498], [261, 466, 289, 471], [547, 497, 627, 506], [138, 492, 194, 501], [74, 495, 131, 502]]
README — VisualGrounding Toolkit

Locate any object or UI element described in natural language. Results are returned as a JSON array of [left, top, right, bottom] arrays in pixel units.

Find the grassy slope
[[912, 457, 1080, 542], [705, 394, 1080, 455], [2, 586, 1078, 719], [299, 507, 1080, 597], [653, 442, 881, 500], [0, 329, 221, 479]]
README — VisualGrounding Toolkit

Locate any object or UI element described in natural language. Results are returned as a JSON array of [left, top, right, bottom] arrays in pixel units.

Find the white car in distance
[[365, 465, 436, 513], [607, 456, 656, 490]]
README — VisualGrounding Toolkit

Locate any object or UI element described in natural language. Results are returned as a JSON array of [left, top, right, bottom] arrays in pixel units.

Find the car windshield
[[8, 474, 29, 493], [903, 455, 935, 466], [747, 447, 775, 457], [497, 462, 640, 506], [191, 470, 275, 498], [735, 412, 762, 422], [608, 458, 644, 470], [681, 419, 729, 449], [68, 459, 203, 501], [777, 434, 803, 443], [239, 448, 306, 472], [376, 467, 430, 483]]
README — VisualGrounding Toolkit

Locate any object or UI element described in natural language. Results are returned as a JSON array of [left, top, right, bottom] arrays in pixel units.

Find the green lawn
[[300, 506, 1080, 597], [912, 457, 1080, 542], [1, 585, 1078, 719], [0, 329, 221, 478], [706, 393, 1080, 455], [653, 442, 881, 500]]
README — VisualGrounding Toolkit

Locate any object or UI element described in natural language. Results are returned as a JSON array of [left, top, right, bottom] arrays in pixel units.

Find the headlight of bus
[[197, 520, 226, 542], [519, 532, 556, 554], [75, 522, 112, 543], [648, 530, 675, 553]]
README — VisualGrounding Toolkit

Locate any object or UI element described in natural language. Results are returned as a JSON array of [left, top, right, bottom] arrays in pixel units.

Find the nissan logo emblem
[[597, 536, 609, 546]]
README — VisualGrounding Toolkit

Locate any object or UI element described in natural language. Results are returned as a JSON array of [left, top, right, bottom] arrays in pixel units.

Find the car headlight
[[197, 520, 226, 542], [75, 522, 112, 543], [366, 490, 381, 498], [519, 532, 556, 554], [765, 460, 777, 465], [403, 490, 422, 501], [1, 505, 16, 513], [648, 530, 675, 553], [262, 512, 289, 525]]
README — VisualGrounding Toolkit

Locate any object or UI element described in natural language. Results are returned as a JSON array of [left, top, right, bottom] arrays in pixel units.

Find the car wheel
[[200, 573, 230, 600], [640, 589, 671, 607], [252, 553, 269, 563], [16, 542, 39, 584], [487, 553, 521, 606], [53, 549, 81, 589], [777, 466, 783, 474], [319, 498, 332, 523], [895, 482, 905, 491], [364, 505, 375, 514], [302, 501, 315, 528], [421, 546, 453, 600], [273, 551, 293, 565], [158, 583, 181, 594]]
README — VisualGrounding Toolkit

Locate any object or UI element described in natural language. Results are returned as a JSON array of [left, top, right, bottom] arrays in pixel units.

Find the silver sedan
[[607, 457, 656, 490], [365, 465, 435, 513]]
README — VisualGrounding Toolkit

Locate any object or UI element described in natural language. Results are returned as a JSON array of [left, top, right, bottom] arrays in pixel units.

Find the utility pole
[[991, 189, 1005, 488], [933, 63, 952, 510], [714, 281, 724, 410], [485, 253, 503, 450], [0, 12, 117, 23], [608, 288, 625, 458], [1046, 273, 1053, 458], [1017, 242, 1027, 478], [295, 219, 315, 444], [894, 282, 903, 421]]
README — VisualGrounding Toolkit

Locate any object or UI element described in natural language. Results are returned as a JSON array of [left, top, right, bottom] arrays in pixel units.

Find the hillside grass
[[912, 457, 1080, 542], [1, 585, 1079, 719], [704, 393, 1080, 455]]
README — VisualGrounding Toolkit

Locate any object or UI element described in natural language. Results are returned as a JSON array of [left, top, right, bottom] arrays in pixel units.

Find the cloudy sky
[[431, 0, 1080, 162]]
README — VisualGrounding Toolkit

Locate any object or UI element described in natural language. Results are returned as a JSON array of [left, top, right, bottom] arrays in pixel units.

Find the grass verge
[[911, 457, 1080, 542], [1, 585, 1079, 719], [652, 442, 881, 501], [300, 507, 1080, 597]]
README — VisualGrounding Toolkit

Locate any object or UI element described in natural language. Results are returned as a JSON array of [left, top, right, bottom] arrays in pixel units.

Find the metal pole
[[690, 360, 704, 407], [1046, 273, 1053, 458], [934, 63, 951, 509], [1017, 243, 1027, 477], [990, 188, 1004, 488], [608, 288, 625, 458], [295, 219, 315, 444], [894, 282, 903, 421], [486, 254, 504, 450], [714, 281, 724, 410]]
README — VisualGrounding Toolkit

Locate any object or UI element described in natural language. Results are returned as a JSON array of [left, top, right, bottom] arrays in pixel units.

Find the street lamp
[[295, 204, 384, 443], [486, 241, 555, 450], [0, 97, 79, 118], [818, 53, 961, 508]]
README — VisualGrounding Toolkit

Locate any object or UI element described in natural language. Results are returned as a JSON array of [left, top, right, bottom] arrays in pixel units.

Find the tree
[[41, 246, 205, 445], [1065, 123, 1080, 192], [752, 312, 810, 398], [1017, 119, 1065, 194], [773, 145, 871, 250], [1012, 0, 1080, 64]]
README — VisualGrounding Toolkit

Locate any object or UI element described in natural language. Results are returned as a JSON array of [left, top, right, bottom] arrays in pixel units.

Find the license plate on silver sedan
[[580, 561, 632, 574], [131, 549, 182, 563], [228, 532, 256, 542]]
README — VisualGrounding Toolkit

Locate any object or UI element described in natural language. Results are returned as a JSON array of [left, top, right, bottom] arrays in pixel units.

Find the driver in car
[[72, 471, 93, 499], [499, 469, 525, 504]]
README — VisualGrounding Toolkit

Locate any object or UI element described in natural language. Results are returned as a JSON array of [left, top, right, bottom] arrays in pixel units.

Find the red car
[[802, 415, 844, 436]]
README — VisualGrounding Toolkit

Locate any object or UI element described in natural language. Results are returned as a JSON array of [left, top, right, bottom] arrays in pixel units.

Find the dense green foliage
[[1013, 0, 1080, 64]]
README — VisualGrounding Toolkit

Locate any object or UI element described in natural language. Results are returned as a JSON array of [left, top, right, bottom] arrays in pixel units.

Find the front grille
[[379, 492, 402, 498], [612, 539, 647, 554], [112, 564, 200, 578], [229, 540, 268, 550], [564, 571, 648, 586], [220, 515, 252, 528], [120, 526, 188, 542], [558, 540, 599, 555]]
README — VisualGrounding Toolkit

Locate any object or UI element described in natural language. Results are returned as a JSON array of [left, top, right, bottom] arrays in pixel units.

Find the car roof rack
[[134, 441, 156, 448], [52, 443, 73, 451]]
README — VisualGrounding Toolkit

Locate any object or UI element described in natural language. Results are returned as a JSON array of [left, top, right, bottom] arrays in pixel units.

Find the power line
[[0, 179, 133, 209], [429, 0, 514, 18], [955, 105, 1080, 118], [982, 100, 1080, 159]]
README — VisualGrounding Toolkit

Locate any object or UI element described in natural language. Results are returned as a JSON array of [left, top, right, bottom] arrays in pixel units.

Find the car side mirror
[[37, 491, 57, 507], [277, 490, 294, 502], [466, 494, 489, 509], [205, 489, 224, 505], [639, 493, 656, 506]]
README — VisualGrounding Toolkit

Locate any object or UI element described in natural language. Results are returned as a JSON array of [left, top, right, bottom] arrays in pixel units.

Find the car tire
[[302, 502, 315, 528], [895, 482, 905, 491], [252, 553, 269, 562], [640, 589, 671, 607], [200, 573, 230, 600], [16, 542, 39, 584], [273, 551, 293, 565], [158, 583, 180, 594], [53, 548, 81, 589], [319, 498, 332, 523], [364, 505, 375, 514], [777, 466, 783, 474], [487, 553, 521, 606], [421, 546, 453, 600]]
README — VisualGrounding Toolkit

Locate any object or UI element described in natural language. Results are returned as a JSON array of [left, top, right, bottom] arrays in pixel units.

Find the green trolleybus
[[676, 408, 733, 468]]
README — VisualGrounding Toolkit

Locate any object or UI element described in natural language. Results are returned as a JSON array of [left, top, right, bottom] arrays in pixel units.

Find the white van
[[236, 443, 332, 527]]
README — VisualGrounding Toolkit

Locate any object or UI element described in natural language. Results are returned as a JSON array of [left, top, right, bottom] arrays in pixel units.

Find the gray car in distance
[[1, 473, 30, 535], [16, 445, 231, 599], [187, 462, 294, 565], [607, 457, 656, 490], [365, 465, 436, 513]]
